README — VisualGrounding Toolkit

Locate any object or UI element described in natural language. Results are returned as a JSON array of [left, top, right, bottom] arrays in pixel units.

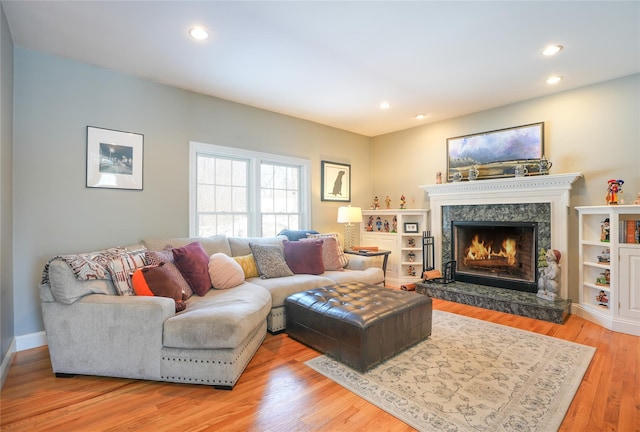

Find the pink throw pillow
[[301, 236, 344, 271], [172, 242, 211, 296], [283, 239, 325, 275], [208, 253, 245, 289]]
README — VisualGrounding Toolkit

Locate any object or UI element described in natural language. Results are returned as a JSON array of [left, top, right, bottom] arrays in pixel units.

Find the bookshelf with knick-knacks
[[360, 209, 429, 287], [576, 205, 640, 336]]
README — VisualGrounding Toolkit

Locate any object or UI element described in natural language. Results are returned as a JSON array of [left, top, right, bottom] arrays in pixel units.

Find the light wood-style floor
[[1, 299, 638, 431]]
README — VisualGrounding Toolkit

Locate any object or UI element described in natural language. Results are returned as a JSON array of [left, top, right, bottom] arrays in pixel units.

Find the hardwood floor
[[2, 299, 638, 431]]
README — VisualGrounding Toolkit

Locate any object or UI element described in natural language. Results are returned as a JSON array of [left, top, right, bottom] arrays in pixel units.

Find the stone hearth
[[416, 280, 571, 323]]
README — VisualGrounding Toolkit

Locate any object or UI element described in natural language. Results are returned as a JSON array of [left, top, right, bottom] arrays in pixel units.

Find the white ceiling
[[3, 1, 639, 137]]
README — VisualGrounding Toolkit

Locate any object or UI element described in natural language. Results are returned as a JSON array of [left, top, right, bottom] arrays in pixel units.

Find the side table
[[344, 249, 391, 286]]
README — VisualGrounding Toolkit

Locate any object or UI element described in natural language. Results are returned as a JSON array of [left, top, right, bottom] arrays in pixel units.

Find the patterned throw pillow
[[300, 236, 344, 271], [232, 254, 260, 279], [172, 242, 212, 296], [249, 243, 294, 279], [145, 248, 194, 299], [106, 248, 147, 296], [306, 233, 349, 268], [283, 239, 325, 274], [208, 253, 245, 289]]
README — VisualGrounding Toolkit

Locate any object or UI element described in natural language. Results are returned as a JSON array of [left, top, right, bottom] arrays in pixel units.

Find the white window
[[190, 142, 311, 237]]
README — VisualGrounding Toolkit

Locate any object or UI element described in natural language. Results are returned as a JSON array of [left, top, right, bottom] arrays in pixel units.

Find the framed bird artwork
[[321, 160, 351, 202]]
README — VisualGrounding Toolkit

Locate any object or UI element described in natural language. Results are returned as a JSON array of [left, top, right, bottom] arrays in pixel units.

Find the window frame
[[189, 141, 311, 237]]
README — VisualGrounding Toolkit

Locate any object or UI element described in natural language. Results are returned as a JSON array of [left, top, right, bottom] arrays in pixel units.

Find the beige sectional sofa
[[39, 234, 384, 389]]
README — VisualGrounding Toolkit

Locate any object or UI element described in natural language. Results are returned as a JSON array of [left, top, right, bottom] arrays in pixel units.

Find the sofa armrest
[[345, 254, 385, 271], [42, 294, 175, 380]]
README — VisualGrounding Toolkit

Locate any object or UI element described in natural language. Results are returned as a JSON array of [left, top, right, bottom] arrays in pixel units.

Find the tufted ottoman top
[[285, 281, 432, 371]]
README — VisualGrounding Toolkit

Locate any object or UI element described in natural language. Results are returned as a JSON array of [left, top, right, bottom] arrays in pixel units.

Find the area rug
[[305, 310, 595, 432]]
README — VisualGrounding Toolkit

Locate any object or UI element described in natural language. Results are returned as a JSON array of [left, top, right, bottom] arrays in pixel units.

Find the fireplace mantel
[[419, 173, 583, 299]]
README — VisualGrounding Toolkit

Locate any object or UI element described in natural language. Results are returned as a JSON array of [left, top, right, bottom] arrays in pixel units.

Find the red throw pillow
[[132, 263, 187, 312], [172, 242, 212, 296], [283, 239, 325, 275]]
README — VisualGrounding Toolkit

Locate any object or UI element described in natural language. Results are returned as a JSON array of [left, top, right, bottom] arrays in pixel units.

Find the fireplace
[[452, 221, 538, 293]]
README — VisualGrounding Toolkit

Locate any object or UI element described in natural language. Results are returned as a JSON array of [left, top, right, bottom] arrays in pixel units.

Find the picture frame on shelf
[[446, 122, 544, 181], [86, 126, 144, 190], [404, 222, 419, 233], [321, 160, 351, 202]]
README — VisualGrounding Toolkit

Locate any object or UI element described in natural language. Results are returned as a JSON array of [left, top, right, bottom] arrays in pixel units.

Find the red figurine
[[606, 179, 624, 205]]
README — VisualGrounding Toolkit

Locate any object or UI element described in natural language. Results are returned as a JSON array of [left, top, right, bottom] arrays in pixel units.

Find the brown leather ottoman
[[285, 282, 432, 372]]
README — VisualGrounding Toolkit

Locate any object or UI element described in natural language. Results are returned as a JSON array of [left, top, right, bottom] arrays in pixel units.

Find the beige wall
[[371, 73, 640, 301], [12, 48, 371, 336]]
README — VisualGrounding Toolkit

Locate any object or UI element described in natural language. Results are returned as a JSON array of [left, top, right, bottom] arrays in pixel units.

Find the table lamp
[[337, 205, 362, 251]]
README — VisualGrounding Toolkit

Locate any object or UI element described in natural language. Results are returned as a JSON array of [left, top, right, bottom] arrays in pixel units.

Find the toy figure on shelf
[[392, 216, 398, 233], [606, 179, 624, 205], [375, 216, 382, 231], [598, 248, 610, 263], [408, 251, 416, 262], [407, 237, 416, 248], [383, 219, 390, 232], [596, 269, 610, 286], [400, 195, 406, 209], [635, 193, 640, 205], [372, 196, 380, 210], [601, 218, 610, 242], [365, 215, 374, 232], [407, 265, 416, 277], [596, 290, 609, 307], [385, 195, 391, 209], [537, 249, 561, 301]]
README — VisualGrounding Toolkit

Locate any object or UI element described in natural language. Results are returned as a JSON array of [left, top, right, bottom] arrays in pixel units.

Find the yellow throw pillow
[[233, 254, 259, 279]]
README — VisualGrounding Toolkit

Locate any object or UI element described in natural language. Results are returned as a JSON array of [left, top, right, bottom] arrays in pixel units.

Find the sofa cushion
[[46, 260, 116, 304], [172, 242, 212, 296], [248, 274, 335, 308], [324, 267, 385, 286], [142, 235, 231, 257], [228, 235, 286, 257], [132, 263, 187, 312], [283, 239, 325, 275], [249, 243, 294, 279], [208, 253, 245, 289], [106, 248, 147, 296], [233, 254, 259, 278], [306, 233, 349, 268], [277, 229, 320, 241], [145, 249, 194, 299], [300, 236, 344, 271], [162, 282, 272, 350]]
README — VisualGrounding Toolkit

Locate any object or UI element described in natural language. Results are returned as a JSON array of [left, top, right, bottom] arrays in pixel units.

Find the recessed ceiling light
[[189, 27, 210, 41], [542, 45, 563, 56], [379, 101, 390, 110], [546, 75, 563, 85], [415, 114, 427, 120]]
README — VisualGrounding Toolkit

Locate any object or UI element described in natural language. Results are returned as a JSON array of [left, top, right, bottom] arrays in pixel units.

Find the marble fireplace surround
[[419, 173, 583, 299]]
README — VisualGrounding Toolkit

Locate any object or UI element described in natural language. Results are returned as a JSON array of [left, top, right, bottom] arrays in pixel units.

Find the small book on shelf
[[351, 246, 379, 252]]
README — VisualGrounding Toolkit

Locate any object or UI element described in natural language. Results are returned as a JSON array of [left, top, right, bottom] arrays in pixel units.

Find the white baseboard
[[0, 338, 16, 389], [15, 331, 47, 351]]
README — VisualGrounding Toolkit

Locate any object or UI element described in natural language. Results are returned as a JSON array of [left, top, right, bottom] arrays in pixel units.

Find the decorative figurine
[[383, 219, 390, 232], [399, 195, 406, 209], [452, 171, 462, 182], [634, 193, 640, 205], [365, 215, 374, 232], [407, 251, 416, 262], [537, 249, 561, 301], [407, 265, 416, 277], [596, 269, 610, 286], [372, 196, 380, 210], [436, 171, 442, 184], [407, 237, 416, 248], [606, 179, 624, 205], [596, 290, 609, 307], [514, 164, 528, 177], [385, 195, 391, 209], [468, 166, 479, 181], [375, 216, 382, 231], [392, 216, 398, 233], [601, 218, 610, 242], [539, 155, 552, 175], [597, 248, 610, 263]]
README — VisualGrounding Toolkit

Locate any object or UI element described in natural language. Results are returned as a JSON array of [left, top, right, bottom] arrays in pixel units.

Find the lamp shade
[[337, 206, 363, 224]]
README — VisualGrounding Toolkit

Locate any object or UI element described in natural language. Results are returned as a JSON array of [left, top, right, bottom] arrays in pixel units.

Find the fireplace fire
[[452, 221, 538, 292]]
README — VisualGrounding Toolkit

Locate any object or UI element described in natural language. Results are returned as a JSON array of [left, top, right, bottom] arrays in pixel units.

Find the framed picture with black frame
[[321, 160, 351, 202], [404, 222, 419, 233]]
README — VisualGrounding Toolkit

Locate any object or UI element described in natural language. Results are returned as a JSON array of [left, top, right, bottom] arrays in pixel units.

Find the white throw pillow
[[208, 253, 245, 290]]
